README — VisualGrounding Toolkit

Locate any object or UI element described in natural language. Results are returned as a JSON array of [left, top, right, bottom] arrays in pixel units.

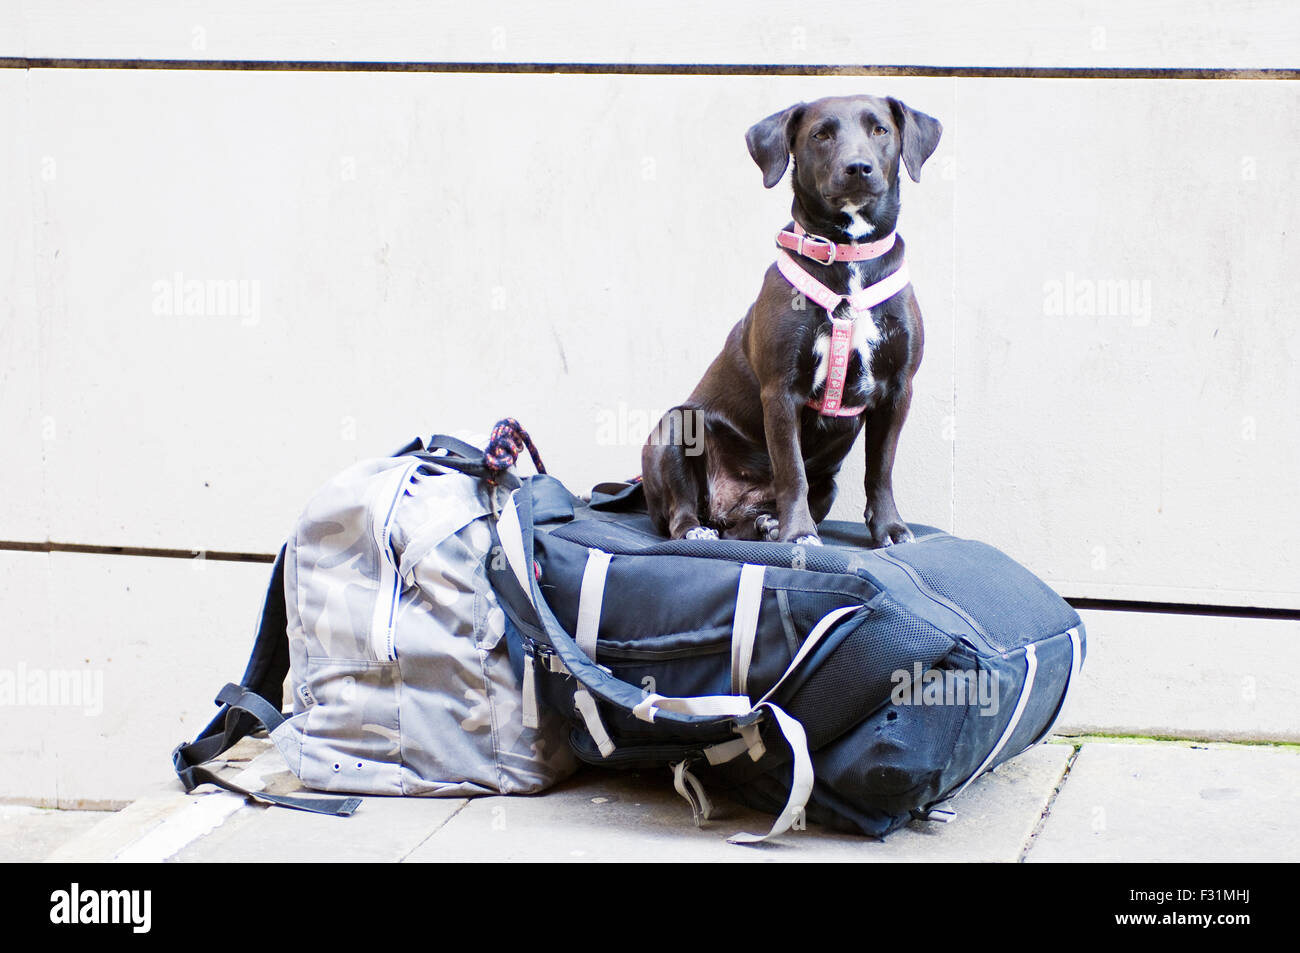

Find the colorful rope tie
[[484, 418, 546, 481]]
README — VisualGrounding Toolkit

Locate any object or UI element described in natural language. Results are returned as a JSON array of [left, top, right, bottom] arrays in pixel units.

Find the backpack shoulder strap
[[170, 546, 362, 816]]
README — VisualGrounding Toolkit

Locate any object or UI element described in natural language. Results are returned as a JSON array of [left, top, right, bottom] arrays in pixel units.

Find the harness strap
[[774, 250, 912, 418], [816, 317, 857, 417], [776, 249, 912, 315]]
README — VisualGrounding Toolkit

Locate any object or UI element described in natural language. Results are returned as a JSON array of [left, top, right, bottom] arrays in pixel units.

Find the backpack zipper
[[874, 548, 996, 655], [593, 636, 732, 664], [369, 458, 422, 662]]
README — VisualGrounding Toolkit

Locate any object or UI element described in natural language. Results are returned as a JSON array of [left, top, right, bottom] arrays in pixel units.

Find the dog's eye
[[812, 128, 834, 141], [872, 125, 888, 136]]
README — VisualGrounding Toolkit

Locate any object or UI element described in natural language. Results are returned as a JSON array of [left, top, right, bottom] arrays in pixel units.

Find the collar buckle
[[796, 233, 836, 265]]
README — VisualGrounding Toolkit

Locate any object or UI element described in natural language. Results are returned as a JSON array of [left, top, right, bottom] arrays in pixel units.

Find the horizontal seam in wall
[[0, 59, 1297, 80], [1067, 597, 1300, 622], [2, 538, 1298, 619], [0, 539, 276, 563]]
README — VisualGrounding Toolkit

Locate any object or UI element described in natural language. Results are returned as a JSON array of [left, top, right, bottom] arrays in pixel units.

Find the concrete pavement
[[14, 734, 1298, 863]]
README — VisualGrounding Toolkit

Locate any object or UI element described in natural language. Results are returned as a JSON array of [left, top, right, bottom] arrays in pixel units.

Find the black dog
[[641, 95, 941, 547]]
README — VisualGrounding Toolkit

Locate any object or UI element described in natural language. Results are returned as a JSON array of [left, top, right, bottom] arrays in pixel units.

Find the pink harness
[[774, 225, 910, 417]]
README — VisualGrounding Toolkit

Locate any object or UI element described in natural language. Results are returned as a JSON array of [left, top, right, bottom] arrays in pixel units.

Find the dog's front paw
[[755, 514, 780, 541], [684, 526, 720, 541], [793, 534, 823, 546], [870, 522, 914, 548]]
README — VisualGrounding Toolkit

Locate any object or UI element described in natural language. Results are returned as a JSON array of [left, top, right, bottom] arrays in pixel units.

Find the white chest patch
[[811, 261, 882, 399], [841, 204, 876, 241]]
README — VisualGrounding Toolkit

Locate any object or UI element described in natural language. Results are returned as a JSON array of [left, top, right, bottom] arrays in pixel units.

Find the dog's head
[[746, 95, 942, 239]]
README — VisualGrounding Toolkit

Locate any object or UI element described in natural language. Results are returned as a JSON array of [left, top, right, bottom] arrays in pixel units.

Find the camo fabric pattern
[[271, 454, 577, 797]]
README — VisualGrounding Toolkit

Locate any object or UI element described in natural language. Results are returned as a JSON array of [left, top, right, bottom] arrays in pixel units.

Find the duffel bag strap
[[725, 702, 814, 845], [653, 699, 812, 844], [493, 478, 820, 844], [492, 481, 692, 722]]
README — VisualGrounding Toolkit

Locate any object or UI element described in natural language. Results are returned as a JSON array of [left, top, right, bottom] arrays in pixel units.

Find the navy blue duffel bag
[[489, 473, 1086, 842]]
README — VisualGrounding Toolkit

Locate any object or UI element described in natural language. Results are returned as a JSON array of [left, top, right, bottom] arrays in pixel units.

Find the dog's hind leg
[[642, 408, 713, 539], [807, 476, 838, 525]]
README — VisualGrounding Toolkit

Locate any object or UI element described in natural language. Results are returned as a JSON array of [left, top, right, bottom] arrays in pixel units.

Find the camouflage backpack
[[173, 432, 576, 814]]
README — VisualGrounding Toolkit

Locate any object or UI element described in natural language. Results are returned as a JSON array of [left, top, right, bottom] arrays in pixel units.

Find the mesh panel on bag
[[780, 596, 955, 750], [548, 521, 857, 574], [886, 539, 1079, 651], [784, 589, 864, 640]]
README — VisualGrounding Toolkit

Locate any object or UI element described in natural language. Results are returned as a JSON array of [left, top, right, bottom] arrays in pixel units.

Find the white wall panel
[[0, 552, 58, 803], [8, 65, 1300, 608], [0, 70, 46, 542], [27, 70, 956, 554], [0, 551, 272, 807], [1061, 609, 1300, 743], [9, 1, 1300, 69], [951, 78, 1300, 607]]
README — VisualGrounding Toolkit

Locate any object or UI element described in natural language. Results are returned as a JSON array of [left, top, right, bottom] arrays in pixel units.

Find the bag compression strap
[[572, 549, 616, 756], [493, 477, 823, 844]]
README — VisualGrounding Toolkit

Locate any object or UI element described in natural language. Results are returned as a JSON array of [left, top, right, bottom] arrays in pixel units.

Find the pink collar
[[773, 245, 912, 419], [776, 222, 896, 265]]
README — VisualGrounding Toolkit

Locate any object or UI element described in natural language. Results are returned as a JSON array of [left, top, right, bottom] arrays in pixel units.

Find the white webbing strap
[[703, 737, 750, 765], [521, 653, 540, 730], [726, 702, 814, 845], [573, 688, 615, 758], [951, 642, 1039, 800], [731, 564, 767, 696], [698, 604, 863, 832], [757, 604, 862, 706], [1028, 626, 1083, 748], [575, 549, 612, 659], [495, 491, 534, 606], [633, 692, 753, 723], [568, 549, 615, 756], [671, 761, 714, 826], [739, 722, 766, 761], [702, 721, 768, 766]]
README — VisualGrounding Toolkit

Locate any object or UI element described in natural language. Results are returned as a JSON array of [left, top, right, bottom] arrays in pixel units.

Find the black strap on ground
[[170, 551, 358, 815], [172, 545, 292, 779], [172, 684, 360, 817]]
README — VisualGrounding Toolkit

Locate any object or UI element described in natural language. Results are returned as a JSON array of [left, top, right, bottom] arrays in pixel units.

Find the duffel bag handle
[[490, 477, 818, 844], [492, 477, 747, 731]]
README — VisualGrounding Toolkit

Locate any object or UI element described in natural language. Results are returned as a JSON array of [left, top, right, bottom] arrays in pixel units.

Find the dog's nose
[[843, 161, 874, 178]]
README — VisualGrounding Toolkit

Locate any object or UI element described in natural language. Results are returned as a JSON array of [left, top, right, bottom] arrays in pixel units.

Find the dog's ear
[[888, 98, 943, 183], [745, 103, 806, 189]]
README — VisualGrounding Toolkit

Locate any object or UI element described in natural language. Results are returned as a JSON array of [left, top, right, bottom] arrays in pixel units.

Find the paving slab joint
[[1017, 742, 1082, 863], [397, 798, 472, 862]]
